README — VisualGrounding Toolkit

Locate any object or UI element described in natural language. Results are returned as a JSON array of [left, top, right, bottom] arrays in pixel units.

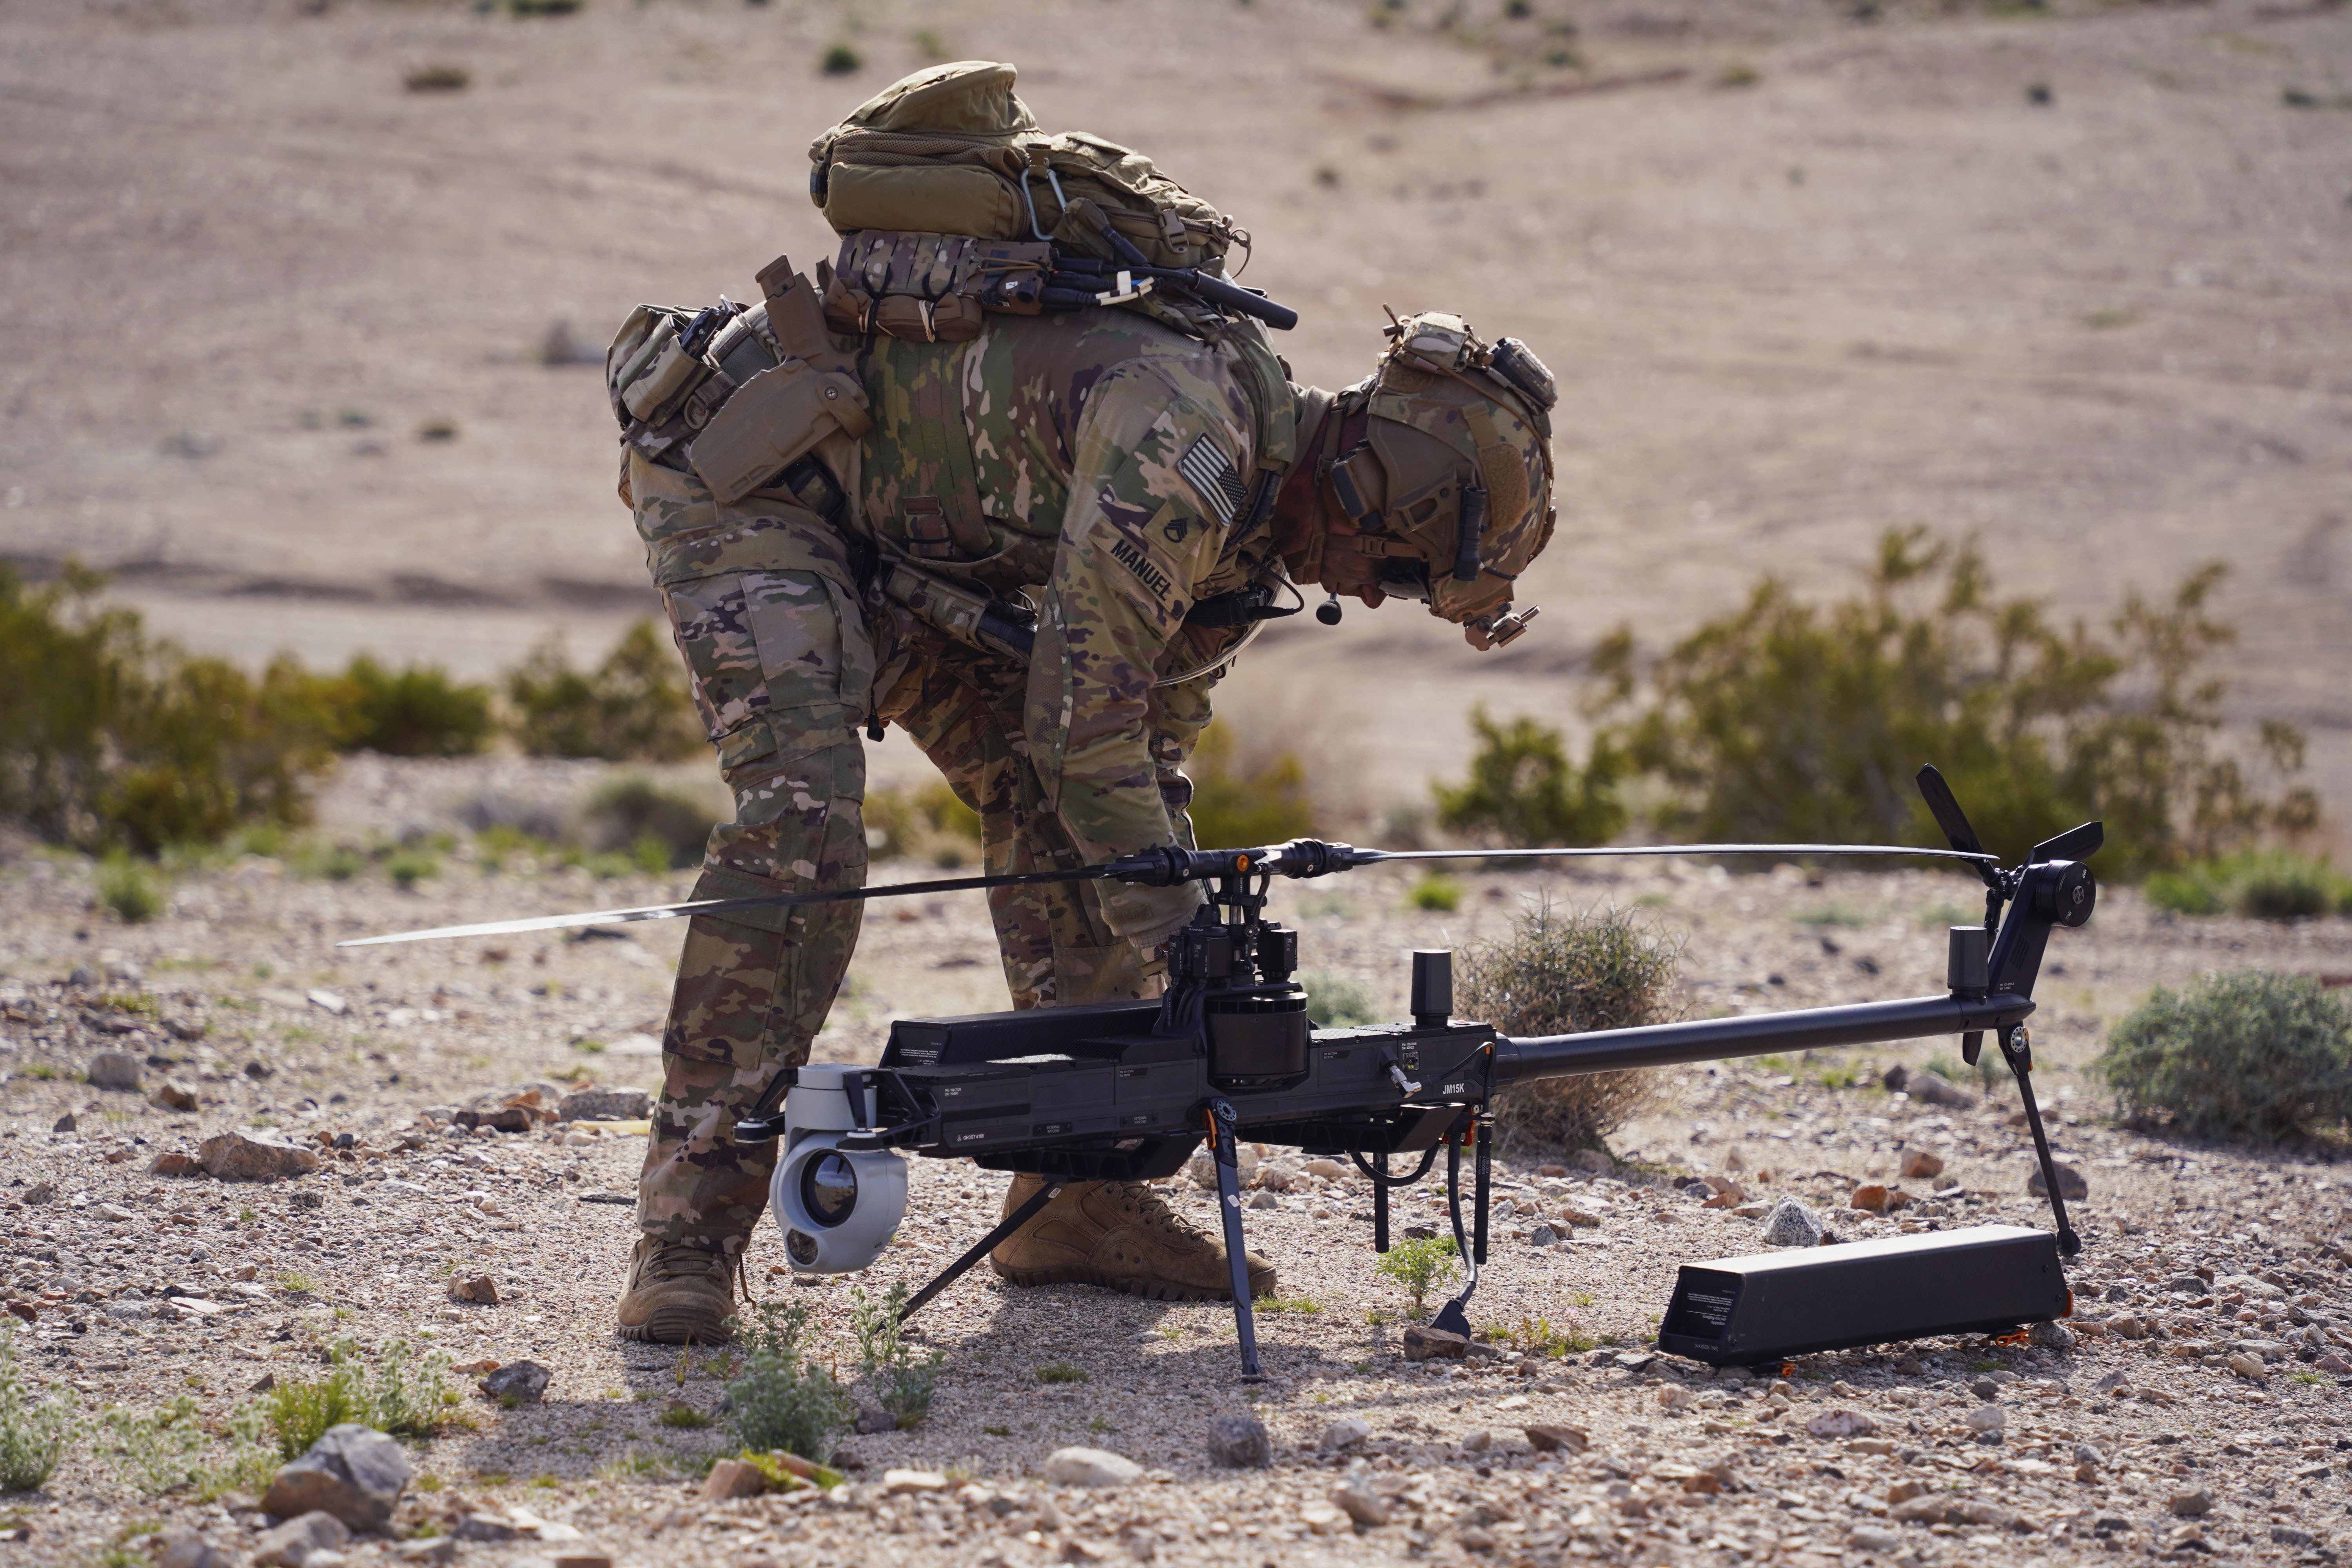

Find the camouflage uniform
[[631, 308, 1294, 1253]]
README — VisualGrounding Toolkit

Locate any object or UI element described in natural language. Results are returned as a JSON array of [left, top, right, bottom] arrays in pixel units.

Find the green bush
[[848, 1282, 944, 1430], [384, 849, 439, 891], [1302, 970, 1380, 1028], [1590, 530, 2319, 879], [1434, 707, 1626, 848], [267, 1338, 449, 1458], [1407, 873, 1464, 913], [101, 1394, 208, 1496], [314, 657, 494, 757], [507, 620, 701, 763], [727, 1301, 851, 1463], [820, 41, 862, 73], [0, 1319, 72, 1490], [97, 856, 165, 923], [579, 776, 717, 871], [1457, 900, 1679, 1154], [1185, 722, 1316, 849], [1372, 1235, 1459, 1319], [2145, 851, 2352, 921], [0, 564, 336, 853], [2096, 971, 2352, 1143]]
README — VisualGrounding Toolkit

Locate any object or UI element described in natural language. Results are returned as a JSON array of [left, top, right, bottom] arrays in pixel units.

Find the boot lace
[[643, 1240, 741, 1299], [1105, 1182, 1203, 1242]]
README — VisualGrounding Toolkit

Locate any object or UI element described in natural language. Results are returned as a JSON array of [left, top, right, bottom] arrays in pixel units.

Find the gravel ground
[[5, 760, 2352, 1568]]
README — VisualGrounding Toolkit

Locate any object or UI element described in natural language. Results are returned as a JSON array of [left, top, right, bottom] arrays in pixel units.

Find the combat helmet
[[1300, 311, 1557, 645]]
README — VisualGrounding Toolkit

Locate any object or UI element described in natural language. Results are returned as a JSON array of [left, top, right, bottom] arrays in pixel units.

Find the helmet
[[1301, 311, 1557, 640]]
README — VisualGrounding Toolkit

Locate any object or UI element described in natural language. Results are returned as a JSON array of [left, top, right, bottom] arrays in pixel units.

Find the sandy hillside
[[1, 0, 2348, 825]]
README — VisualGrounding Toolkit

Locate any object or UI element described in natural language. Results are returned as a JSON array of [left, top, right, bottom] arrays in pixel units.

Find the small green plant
[[1184, 722, 1316, 849], [726, 1300, 851, 1464], [0, 1321, 73, 1490], [1372, 1235, 1460, 1319], [1792, 903, 1868, 929], [847, 1282, 944, 1428], [657, 1404, 713, 1429], [578, 775, 717, 871], [820, 41, 862, 74], [404, 63, 470, 92], [1302, 971, 1379, 1028], [1407, 873, 1464, 913], [1258, 1295, 1322, 1316], [1036, 1363, 1089, 1385], [2097, 971, 2352, 1143], [96, 856, 165, 923], [505, 621, 701, 763], [274, 1271, 315, 1294], [1432, 706, 1626, 849], [2145, 850, 2352, 921], [384, 849, 439, 891], [983, 1425, 1011, 1437], [101, 1396, 206, 1496], [1503, 1314, 1573, 1357], [266, 1338, 449, 1458]]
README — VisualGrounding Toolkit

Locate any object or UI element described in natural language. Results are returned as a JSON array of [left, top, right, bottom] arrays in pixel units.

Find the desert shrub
[[384, 849, 439, 891], [1372, 1235, 1459, 1319], [1457, 900, 1679, 1155], [0, 565, 337, 853], [2096, 971, 2352, 1143], [0, 1319, 72, 1490], [267, 1339, 449, 1459], [506, 621, 701, 763], [1185, 722, 1316, 849], [1435, 707, 1627, 849], [1302, 971, 1379, 1028], [314, 656, 495, 757], [848, 1282, 944, 1430], [579, 776, 716, 871], [820, 41, 862, 73], [728, 1301, 851, 1463], [862, 780, 983, 867], [97, 856, 165, 923], [101, 1395, 206, 1497], [403, 64, 470, 92], [2145, 851, 2352, 922], [1591, 530, 2319, 879], [1408, 873, 1464, 912]]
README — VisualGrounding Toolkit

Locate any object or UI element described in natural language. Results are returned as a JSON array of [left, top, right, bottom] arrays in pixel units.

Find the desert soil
[[2, 0, 2349, 832], [4, 756, 2352, 1565]]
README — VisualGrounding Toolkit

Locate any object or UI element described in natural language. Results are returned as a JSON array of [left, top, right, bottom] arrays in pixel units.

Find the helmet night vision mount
[[347, 766, 2101, 1383]]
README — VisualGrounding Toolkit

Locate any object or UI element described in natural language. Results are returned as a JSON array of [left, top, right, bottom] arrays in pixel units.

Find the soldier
[[605, 156, 1558, 1355]]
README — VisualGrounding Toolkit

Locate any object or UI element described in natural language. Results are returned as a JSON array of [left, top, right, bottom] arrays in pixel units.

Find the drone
[[348, 766, 2098, 1380]]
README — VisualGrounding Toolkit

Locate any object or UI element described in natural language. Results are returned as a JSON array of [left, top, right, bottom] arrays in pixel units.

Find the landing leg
[[1205, 1098, 1264, 1382], [2000, 1025, 2081, 1258], [1373, 1149, 1391, 1254], [1472, 1114, 1492, 1267], [897, 1177, 1065, 1323], [1430, 1122, 1483, 1338]]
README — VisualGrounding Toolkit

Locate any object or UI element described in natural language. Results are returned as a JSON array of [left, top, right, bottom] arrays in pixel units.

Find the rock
[[1897, 1149, 1944, 1180], [854, 1404, 897, 1434], [2109, 1314, 2148, 1340], [1321, 1417, 1371, 1451], [1952, 1500, 2016, 1530], [250, 1512, 350, 1568], [260, 1425, 411, 1531], [2216, 1273, 2286, 1301], [395, 1540, 458, 1564], [1657, 1385, 1695, 1412], [557, 1086, 649, 1122], [1699, 1176, 1746, 1209], [1850, 1184, 1892, 1214], [1459, 1429, 1492, 1452], [2168, 1489, 2212, 1519], [149, 1080, 199, 1112], [1042, 1448, 1143, 1488], [1245, 1190, 1279, 1210], [2274, 1526, 2317, 1548], [2029, 1319, 2076, 1351], [1847, 1524, 1904, 1555], [702, 1457, 768, 1500], [1760, 1196, 1824, 1247], [87, 1051, 143, 1091], [1205, 1414, 1270, 1469], [552, 1556, 613, 1568], [1964, 1406, 2005, 1434], [1807, 1408, 1875, 1439], [1526, 1223, 1561, 1248], [50, 1113, 75, 1134], [884, 1468, 948, 1494], [1333, 1473, 1390, 1528], [2027, 1162, 2089, 1200], [1570, 1148, 1612, 1175], [290, 1189, 324, 1210], [147, 1526, 232, 1568], [22, 1181, 56, 1206], [1521, 1425, 1589, 1454], [148, 1150, 198, 1177], [479, 1360, 550, 1405], [1902, 1070, 1974, 1109], [1885, 1479, 1929, 1505], [1298, 1503, 1348, 1536], [198, 1130, 319, 1182], [1304, 1158, 1349, 1179], [2227, 1352, 2267, 1381], [1891, 1496, 1949, 1525], [306, 989, 348, 1016], [447, 1275, 499, 1305], [451, 1515, 522, 1543], [1402, 1324, 1470, 1361], [2317, 1352, 2352, 1375]]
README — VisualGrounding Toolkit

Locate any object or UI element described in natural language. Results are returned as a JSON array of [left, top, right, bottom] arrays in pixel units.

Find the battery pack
[[1656, 1224, 2070, 1367]]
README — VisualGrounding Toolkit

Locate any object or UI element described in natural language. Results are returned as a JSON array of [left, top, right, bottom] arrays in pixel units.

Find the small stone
[[1886, 1479, 1929, 1505], [1897, 1149, 1944, 1180], [306, 989, 348, 1016], [557, 1086, 649, 1122], [49, 1113, 75, 1134], [1458, 1524, 1497, 1552], [1807, 1408, 1875, 1439], [1760, 1196, 1824, 1247], [1459, 1428, 1492, 1452], [395, 1540, 458, 1565], [87, 1051, 143, 1091], [261, 1426, 410, 1531], [149, 1080, 199, 1112], [479, 1360, 551, 1406], [1901, 1070, 1974, 1109], [2109, 1314, 2148, 1340], [2215, 1273, 2286, 1301], [1333, 1474, 1390, 1528], [552, 1557, 614, 1568], [1245, 1190, 1279, 1210], [854, 1404, 897, 1434], [447, 1275, 499, 1306], [2273, 1526, 2317, 1548], [2029, 1319, 2075, 1351], [884, 1468, 949, 1494], [1847, 1524, 1904, 1555], [1042, 1447, 1143, 1488], [1205, 1414, 1270, 1469], [22, 1181, 56, 1206], [2316, 1352, 2352, 1374], [2027, 1162, 2089, 1200], [1304, 1158, 1349, 1179], [147, 1526, 233, 1568], [1965, 1405, 2005, 1434], [1522, 1425, 1589, 1454], [250, 1512, 350, 1568], [1526, 1223, 1561, 1247], [148, 1150, 198, 1176], [1321, 1417, 1371, 1450], [289, 1189, 325, 1210], [451, 1515, 521, 1543], [1299, 1503, 1348, 1536], [198, 1130, 320, 1182], [2168, 1489, 2213, 1519], [1657, 1384, 1695, 1412], [702, 1457, 768, 1500], [2227, 1352, 2267, 1381], [1402, 1324, 1470, 1361], [1891, 1496, 1952, 1525], [1849, 1183, 1892, 1214]]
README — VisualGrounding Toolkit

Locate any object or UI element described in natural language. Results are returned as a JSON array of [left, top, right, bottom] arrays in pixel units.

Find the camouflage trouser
[[628, 454, 1165, 1252]]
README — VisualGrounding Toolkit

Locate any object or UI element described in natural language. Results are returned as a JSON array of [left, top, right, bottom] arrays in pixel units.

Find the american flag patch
[[1176, 436, 1249, 528]]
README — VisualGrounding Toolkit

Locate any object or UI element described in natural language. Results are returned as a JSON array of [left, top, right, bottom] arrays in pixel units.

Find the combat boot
[[615, 1236, 739, 1344], [989, 1174, 1276, 1301]]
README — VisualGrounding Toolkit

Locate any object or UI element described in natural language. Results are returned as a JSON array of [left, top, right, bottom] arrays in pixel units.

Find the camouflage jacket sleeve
[[1025, 356, 1259, 944]]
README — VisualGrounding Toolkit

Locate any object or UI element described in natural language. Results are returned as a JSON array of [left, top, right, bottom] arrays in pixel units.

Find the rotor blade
[[1341, 842, 2000, 869], [1914, 764, 2001, 888], [336, 865, 1111, 948], [2029, 820, 2104, 864]]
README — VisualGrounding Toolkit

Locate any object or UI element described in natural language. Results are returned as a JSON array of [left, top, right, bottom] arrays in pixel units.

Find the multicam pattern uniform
[[633, 309, 1289, 1250]]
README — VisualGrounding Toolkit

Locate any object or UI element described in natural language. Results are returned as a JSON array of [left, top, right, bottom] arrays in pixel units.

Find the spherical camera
[[767, 1065, 907, 1274]]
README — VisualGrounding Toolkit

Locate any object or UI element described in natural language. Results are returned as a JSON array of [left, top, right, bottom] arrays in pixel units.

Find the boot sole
[[616, 1307, 733, 1345], [993, 1264, 1276, 1302]]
